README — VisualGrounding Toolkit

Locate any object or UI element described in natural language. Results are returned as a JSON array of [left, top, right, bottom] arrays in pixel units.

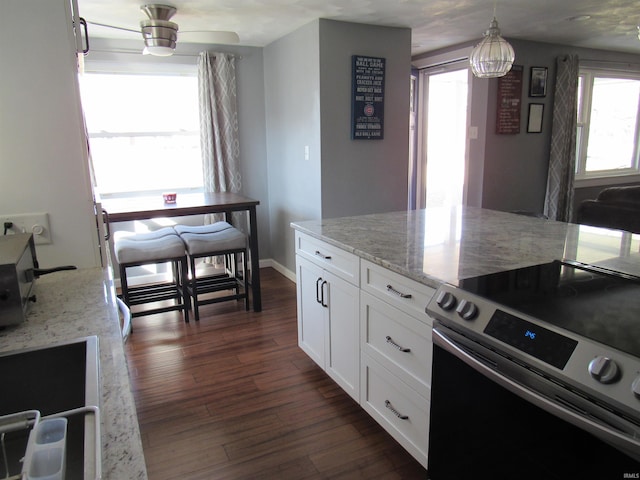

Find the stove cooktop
[[456, 260, 640, 359]]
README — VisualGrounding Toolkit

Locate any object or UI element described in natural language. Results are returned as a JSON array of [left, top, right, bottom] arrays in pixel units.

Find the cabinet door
[[325, 270, 360, 402], [296, 255, 325, 368]]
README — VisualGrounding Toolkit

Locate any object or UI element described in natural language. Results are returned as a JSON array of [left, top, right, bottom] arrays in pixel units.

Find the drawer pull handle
[[315, 250, 332, 260], [386, 336, 411, 353], [386, 284, 412, 299], [385, 400, 409, 420]]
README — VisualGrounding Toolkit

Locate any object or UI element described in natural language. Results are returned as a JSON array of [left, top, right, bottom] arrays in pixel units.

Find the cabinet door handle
[[386, 336, 411, 353], [385, 400, 409, 420], [386, 284, 412, 298], [102, 209, 111, 241], [316, 277, 323, 304], [79, 17, 90, 54], [315, 250, 332, 260], [320, 280, 328, 308]]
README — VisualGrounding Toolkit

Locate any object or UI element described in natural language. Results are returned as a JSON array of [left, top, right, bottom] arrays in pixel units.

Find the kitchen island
[[290, 206, 640, 469], [0, 267, 147, 479]]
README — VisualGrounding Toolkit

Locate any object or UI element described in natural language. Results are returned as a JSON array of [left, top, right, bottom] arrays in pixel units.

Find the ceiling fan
[[88, 4, 239, 56]]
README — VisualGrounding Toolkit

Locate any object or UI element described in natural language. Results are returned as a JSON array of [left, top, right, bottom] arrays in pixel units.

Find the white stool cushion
[[115, 234, 185, 264], [173, 222, 233, 235], [179, 227, 246, 256], [113, 227, 177, 242]]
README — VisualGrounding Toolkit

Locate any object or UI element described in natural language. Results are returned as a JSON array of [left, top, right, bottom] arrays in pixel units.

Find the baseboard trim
[[259, 258, 296, 283]]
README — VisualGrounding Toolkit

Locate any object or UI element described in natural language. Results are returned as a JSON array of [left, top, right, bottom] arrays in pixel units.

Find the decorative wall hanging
[[496, 65, 523, 134], [527, 103, 544, 133], [351, 55, 385, 140], [529, 67, 548, 97]]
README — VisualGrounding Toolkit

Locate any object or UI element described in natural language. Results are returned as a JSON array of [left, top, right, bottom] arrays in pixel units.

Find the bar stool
[[114, 227, 189, 323], [174, 222, 249, 321]]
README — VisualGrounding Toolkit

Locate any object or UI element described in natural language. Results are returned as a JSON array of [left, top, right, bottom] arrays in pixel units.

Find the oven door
[[428, 326, 640, 479]]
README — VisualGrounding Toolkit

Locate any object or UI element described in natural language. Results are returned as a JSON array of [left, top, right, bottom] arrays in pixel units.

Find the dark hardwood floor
[[124, 267, 428, 479]]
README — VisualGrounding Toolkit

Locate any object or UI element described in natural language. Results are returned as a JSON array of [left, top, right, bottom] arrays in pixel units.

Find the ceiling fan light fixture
[[470, 16, 515, 78], [142, 44, 175, 56]]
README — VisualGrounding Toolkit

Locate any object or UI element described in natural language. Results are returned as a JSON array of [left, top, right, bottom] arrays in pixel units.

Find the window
[[576, 68, 640, 183], [79, 73, 203, 196]]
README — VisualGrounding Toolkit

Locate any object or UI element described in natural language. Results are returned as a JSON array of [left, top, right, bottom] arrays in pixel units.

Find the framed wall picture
[[527, 103, 544, 133], [529, 67, 548, 97]]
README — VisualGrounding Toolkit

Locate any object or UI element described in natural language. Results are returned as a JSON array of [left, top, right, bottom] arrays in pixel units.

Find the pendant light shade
[[470, 17, 515, 78]]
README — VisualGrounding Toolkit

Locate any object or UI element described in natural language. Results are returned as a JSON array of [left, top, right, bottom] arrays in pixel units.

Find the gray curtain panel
[[198, 51, 241, 195], [197, 51, 243, 227], [544, 54, 579, 222]]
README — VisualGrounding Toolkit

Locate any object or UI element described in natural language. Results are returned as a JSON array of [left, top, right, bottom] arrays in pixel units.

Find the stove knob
[[632, 376, 640, 399], [436, 291, 457, 311], [456, 300, 478, 321], [588, 356, 620, 384]]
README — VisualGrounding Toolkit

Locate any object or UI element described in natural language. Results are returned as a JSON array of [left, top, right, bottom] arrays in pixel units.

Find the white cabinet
[[360, 260, 435, 469], [295, 232, 360, 401], [294, 235, 437, 469]]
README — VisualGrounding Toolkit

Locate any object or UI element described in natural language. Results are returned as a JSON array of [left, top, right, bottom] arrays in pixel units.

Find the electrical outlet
[[0, 213, 51, 244]]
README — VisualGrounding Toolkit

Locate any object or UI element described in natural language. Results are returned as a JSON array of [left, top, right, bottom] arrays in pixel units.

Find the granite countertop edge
[[290, 207, 640, 288], [291, 220, 444, 289], [0, 267, 148, 480]]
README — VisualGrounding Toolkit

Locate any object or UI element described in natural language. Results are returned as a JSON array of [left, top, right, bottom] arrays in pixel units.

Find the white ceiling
[[79, 0, 640, 56]]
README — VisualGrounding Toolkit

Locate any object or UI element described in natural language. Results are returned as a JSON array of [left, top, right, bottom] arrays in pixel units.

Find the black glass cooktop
[[458, 260, 640, 358]]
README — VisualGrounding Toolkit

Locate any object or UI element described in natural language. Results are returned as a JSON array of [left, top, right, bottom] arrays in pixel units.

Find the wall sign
[[496, 65, 523, 134], [351, 55, 385, 140]]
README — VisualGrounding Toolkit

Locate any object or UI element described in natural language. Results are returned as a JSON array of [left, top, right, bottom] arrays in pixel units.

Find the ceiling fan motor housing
[[141, 20, 178, 47], [140, 4, 178, 51]]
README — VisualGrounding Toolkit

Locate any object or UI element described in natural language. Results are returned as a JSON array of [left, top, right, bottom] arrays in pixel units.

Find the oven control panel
[[427, 283, 640, 419]]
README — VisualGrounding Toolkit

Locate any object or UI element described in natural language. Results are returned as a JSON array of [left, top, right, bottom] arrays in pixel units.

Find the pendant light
[[469, 2, 515, 78]]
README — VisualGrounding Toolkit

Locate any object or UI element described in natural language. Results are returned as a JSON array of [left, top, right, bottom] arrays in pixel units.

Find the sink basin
[[0, 336, 100, 479]]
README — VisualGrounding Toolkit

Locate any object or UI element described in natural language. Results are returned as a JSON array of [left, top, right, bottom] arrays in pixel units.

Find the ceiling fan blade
[[179, 31, 240, 44], [86, 20, 141, 35]]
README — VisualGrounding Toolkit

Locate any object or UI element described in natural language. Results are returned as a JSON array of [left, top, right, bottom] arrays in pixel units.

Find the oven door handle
[[432, 327, 640, 460]]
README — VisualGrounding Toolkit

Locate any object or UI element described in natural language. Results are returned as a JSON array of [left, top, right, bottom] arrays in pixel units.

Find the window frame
[[575, 66, 640, 187], [80, 69, 204, 199]]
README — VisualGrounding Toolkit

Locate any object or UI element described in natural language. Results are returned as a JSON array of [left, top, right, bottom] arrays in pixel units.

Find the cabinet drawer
[[361, 260, 435, 321], [295, 231, 359, 285], [361, 353, 429, 469], [361, 291, 432, 397]]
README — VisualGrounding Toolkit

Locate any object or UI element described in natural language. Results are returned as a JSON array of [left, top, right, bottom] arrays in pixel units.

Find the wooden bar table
[[101, 192, 262, 312]]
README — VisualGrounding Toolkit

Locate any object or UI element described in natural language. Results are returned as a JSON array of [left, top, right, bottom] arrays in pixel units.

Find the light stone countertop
[[0, 267, 147, 480], [291, 206, 640, 287]]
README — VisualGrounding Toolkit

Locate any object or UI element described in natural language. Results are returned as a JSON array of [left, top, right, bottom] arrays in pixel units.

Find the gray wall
[[264, 19, 411, 273], [319, 20, 411, 219], [264, 20, 323, 274], [481, 39, 555, 215]]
